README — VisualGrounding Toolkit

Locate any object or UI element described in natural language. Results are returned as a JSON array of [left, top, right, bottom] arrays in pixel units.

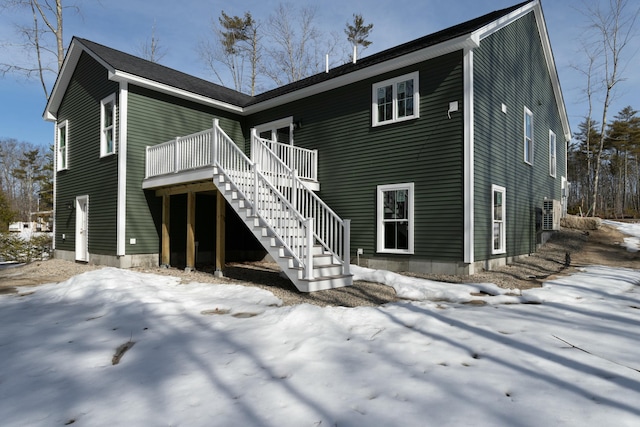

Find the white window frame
[[57, 120, 69, 171], [372, 71, 420, 127], [524, 107, 533, 165], [377, 182, 414, 254], [492, 185, 506, 255], [100, 94, 116, 157], [549, 130, 557, 178]]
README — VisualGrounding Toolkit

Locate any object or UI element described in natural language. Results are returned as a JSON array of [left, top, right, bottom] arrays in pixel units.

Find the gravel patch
[[2, 225, 633, 307]]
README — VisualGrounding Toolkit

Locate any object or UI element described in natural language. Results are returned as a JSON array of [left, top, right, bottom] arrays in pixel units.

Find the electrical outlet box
[[357, 248, 364, 255], [130, 238, 136, 245]]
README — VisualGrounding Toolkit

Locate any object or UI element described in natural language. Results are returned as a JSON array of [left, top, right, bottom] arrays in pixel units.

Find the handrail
[[145, 121, 350, 279], [259, 139, 318, 182], [251, 130, 349, 274]]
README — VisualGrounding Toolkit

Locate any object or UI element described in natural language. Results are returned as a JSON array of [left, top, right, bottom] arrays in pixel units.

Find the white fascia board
[[44, 39, 116, 121], [246, 34, 480, 114], [109, 71, 244, 114], [473, 1, 537, 40], [473, 0, 571, 142]]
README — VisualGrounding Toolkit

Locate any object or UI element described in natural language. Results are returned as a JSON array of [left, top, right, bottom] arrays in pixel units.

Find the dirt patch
[[1, 224, 638, 305]]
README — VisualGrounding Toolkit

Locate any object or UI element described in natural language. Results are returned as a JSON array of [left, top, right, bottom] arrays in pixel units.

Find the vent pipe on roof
[[326, 54, 329, 73], [352, 45, 357, 64]]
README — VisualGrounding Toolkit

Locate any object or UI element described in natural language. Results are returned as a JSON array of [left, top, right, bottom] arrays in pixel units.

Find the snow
[[1, 223, 639, 426], [604, 219, 640, 252]]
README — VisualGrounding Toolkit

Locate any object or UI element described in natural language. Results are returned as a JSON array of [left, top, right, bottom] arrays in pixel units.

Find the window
[[492, 185, 506, 254], [101, 94, 116, 156], [57, 120, 68, 171], [549, 130, 557, 178], [524, 107, 533, 164], [377, 183, 414, 253], [372, 72, 419, 126]]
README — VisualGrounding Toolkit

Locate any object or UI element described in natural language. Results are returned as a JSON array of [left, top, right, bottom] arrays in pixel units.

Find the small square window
[[372, 72, 419, 126]]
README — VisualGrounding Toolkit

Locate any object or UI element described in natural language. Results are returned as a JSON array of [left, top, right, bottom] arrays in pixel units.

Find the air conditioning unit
[[542, 199, 561, 231]]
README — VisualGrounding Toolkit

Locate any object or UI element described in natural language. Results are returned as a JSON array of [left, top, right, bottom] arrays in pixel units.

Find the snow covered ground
[[1, 223, 639, 426]]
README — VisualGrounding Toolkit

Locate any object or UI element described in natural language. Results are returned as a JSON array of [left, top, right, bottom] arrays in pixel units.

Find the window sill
[[100, 152, 116, 158], [372, 116, 419, 128], [377, 249, 414, 255]]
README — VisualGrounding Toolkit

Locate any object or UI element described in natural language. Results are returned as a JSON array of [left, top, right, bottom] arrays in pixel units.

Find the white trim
[[491, 185, 506, 255], [474, 1, 536, 40], [371, 71, 420, 127], [463, 48, 474, 264], [524, 107, 534, 165], [52, 124, 57, 250], [100, 93, 117, 157], [549, 129, 557, 178], [109, 70, 244, 114], [75, 195, 89, 262], [56, 120, 69, 171], [117, 82, 128, 256], [254, 116, 294, 144], [376, 182, 415, 254]]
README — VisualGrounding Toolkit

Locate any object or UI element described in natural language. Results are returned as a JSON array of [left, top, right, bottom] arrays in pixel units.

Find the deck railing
[[251, 130, 349, 274], [144, 120, 350, 280], [259, 138, 318, 182]]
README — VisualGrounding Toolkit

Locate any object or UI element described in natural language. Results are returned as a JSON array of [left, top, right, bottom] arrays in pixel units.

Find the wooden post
[[186, 191, 196, 271], [215, 190, 226, 277], [161, 194, 170, 267]]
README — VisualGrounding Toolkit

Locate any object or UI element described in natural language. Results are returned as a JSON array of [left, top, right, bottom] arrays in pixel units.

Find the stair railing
[[211, 120, 320, 278], [251, 129, 350, 276]]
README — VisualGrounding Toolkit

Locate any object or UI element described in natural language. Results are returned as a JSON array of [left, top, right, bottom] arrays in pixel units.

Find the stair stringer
[[212, 166, 353, 292]]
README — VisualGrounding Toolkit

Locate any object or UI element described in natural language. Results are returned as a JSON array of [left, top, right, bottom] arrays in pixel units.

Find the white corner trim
[[117, 82, 128, 256], [463, 48, 474, 264]]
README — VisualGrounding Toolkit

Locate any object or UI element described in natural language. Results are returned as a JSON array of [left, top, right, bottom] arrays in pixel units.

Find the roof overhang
[[44, 38, 244, 121], [472, 0, 571, 141], [245, 34, 480, 114]]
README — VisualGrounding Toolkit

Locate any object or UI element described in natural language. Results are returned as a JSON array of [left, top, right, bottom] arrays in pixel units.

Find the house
[[43, 0, 570, 292]]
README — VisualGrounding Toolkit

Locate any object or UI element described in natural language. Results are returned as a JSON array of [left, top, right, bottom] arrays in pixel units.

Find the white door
[[75, 195, 89, 262]]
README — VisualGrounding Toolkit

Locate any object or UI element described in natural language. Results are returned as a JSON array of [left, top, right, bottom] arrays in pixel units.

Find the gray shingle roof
[[74, 1, 532, 108], [75, 38, 254, 107]]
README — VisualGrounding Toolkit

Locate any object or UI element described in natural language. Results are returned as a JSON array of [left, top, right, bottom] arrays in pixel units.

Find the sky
[[1, 0, 639, 148], [0, 220, 639, 425]]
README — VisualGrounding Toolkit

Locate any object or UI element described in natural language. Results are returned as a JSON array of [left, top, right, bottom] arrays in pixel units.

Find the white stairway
[[212, 166, 353, 292]]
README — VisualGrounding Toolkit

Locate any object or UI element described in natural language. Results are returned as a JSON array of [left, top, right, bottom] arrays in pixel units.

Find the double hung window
[[372, 72, 419, 126], [524, 107, 533, 165], [492, 185, 506, 254], [377, 183, 414, 253], [101, 94, 116, 156], [57, 120, 68, 171], [549, 130, 557, 177]]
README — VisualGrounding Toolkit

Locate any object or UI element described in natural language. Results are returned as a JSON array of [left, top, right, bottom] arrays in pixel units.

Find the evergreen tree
[[345, 13, 373, 62]]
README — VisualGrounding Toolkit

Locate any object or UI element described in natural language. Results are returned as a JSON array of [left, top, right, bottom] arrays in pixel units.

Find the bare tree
[[262, 3, 326, 86], [138, 20, 167, 64], [199, 11, 261, 95], [1, 0, 79, 99], [582, 0, 640, 217]]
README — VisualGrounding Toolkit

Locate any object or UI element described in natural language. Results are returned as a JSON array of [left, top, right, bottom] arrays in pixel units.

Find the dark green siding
[[125, 86, 245, 255], [247, 52, 466, 262], [54, 52, 119, 255], [474, 11, 567, 261]]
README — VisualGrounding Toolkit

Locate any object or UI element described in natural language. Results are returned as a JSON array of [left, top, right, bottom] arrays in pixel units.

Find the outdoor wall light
[[67, 201, 74, 210]]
